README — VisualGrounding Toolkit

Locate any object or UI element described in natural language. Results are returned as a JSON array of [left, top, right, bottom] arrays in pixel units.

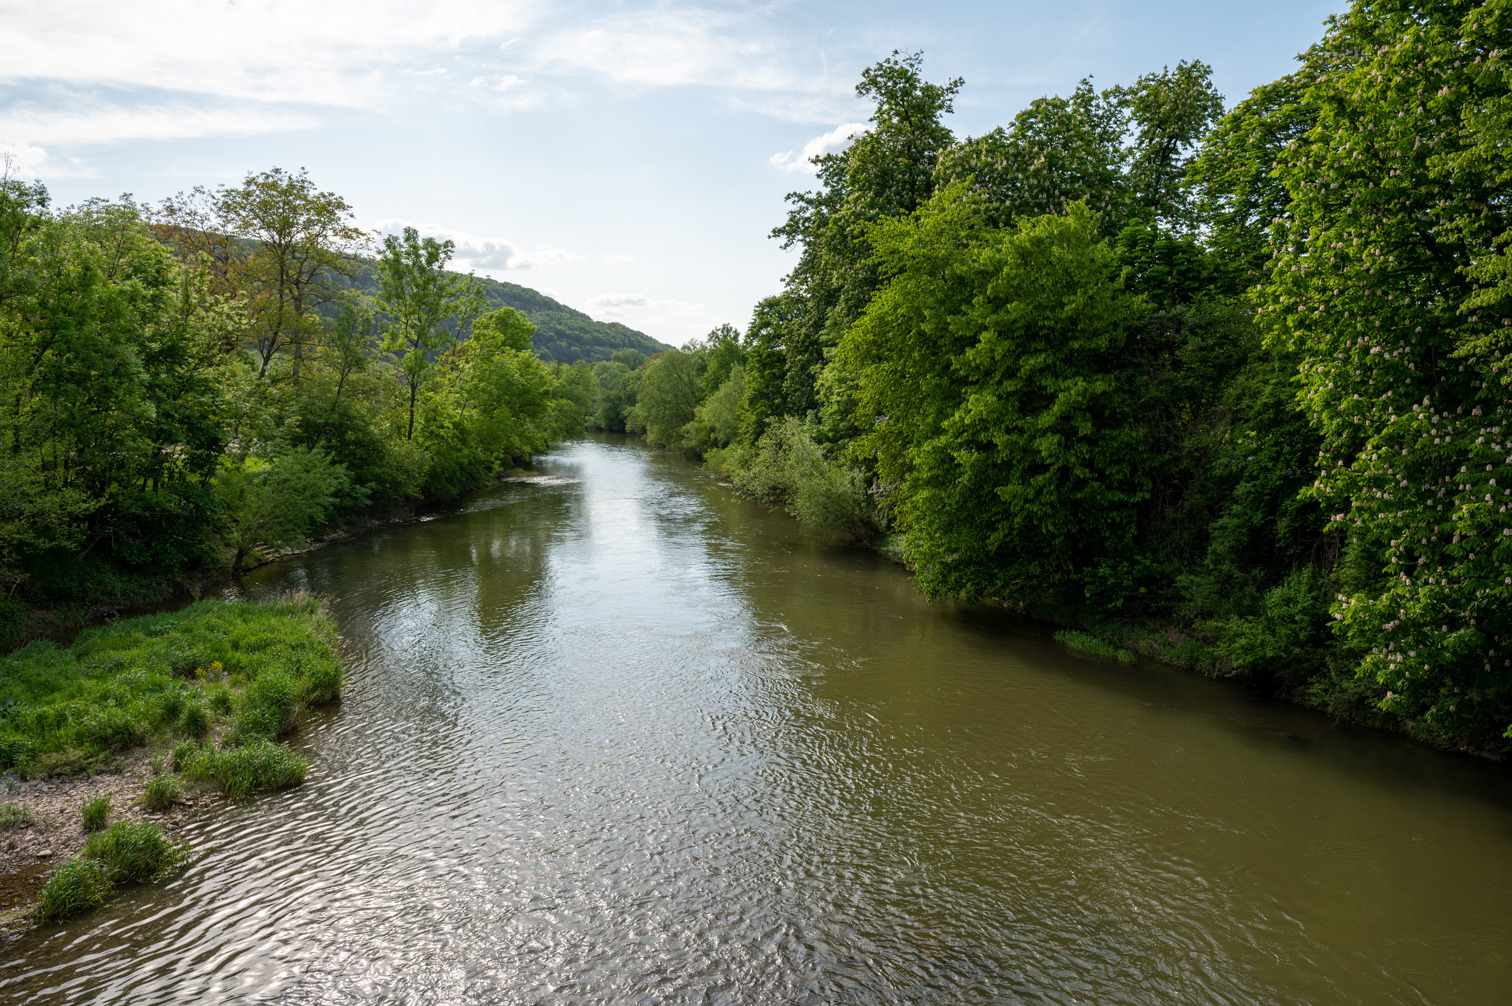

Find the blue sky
[[2, 0, 1340, 346]]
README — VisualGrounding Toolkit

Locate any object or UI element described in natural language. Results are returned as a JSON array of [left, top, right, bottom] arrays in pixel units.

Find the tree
[[1257, 0, 1512, 746], [1113, 60, 1225, 231], [208, 168, 366, 381], [839, 191, 1150, 603], [375, 227, 483, 440]]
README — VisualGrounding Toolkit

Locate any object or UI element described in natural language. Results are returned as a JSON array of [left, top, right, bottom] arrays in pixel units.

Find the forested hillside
[[341, 262, 673, 364], [581, 0, 1512, 756]]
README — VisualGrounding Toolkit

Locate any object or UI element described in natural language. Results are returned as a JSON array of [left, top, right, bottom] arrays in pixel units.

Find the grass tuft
[[0, 802, 36, 830], [140, 773, 181, 811], [35, 821, 187, 924], [1053, 630, 1135, 665], [34, 857, 112, 924], [81, 794, 111, 833], [182, 740, 308, 800]]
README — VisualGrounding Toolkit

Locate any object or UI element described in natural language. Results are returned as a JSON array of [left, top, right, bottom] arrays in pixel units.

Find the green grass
[[0, 594, 341, 779], [140, 773, 181, 811], [0, 802, 35, 830], [181, 740, 308, 800], [1053, 629, 1135, 665], [34, 821, 186, 924], [81, 794, 110, 833]]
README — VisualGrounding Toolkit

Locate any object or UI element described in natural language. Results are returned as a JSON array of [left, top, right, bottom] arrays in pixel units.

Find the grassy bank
[[0, 594, 343, 925]]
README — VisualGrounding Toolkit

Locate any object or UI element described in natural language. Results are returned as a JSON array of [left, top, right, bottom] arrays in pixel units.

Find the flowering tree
[[1256, 0, 1512, 745]]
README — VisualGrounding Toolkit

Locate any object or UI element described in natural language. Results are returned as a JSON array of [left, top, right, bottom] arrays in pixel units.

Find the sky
[[1, 0, 1341, 347]]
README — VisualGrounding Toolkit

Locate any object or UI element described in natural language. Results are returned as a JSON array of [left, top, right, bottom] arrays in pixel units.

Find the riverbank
[[0, 594, 342, 928]]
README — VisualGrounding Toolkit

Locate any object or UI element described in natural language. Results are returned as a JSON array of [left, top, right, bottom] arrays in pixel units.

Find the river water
[[3, 436, 1511, 1004]]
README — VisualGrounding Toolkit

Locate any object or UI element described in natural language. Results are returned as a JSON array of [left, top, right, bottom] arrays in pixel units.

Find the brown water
[[4, 435, 1512, 1004]]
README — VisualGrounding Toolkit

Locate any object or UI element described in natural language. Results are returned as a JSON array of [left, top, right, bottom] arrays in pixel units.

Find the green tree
[[1256, 0, 1512, 746], [213, 168, 367, 381], [839, 192, 1150, 603], [375, 227, 483, 441]]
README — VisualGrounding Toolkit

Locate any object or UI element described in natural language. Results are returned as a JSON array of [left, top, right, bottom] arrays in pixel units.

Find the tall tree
[[376, 227, 482, 441], [213, 168, 366, 381], [1258, 0, 1512, 746]]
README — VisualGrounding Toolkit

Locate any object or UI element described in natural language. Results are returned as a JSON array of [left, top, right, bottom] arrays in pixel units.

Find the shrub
[[81, 794, 111, 833], [0, 802, 36, 830], [140, 773, 181, 811], [723, 418, 877, 541], [35, 857, 112, 924], [1053, 630, 1135, 665], [183, 741, 307, 799]]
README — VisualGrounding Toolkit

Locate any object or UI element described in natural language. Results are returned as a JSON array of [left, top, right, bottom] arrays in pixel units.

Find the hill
[[345, 259, 673, 363]]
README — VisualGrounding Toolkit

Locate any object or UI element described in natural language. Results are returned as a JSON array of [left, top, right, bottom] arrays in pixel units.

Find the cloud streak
[[769, 121, 869, 173]]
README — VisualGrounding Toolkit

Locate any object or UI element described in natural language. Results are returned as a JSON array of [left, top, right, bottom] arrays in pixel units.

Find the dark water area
[[4, 435, 1511, 1004]]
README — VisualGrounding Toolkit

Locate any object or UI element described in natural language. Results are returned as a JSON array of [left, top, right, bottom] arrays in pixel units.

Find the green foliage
[[140, 772, 181, 811], [81, 795, 110, 833], [0, 595, 341, 775], [1053, 630, 1135, 664], [717, 417, 877, 541], [35, 820, 187, 923], [1252, 0, 1512, 747], [0, 802, 35, 829], [34, 856, 112, 924], [181, 740, 308, 799]]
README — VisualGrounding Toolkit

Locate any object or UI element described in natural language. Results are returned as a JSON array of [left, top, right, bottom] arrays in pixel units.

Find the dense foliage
[[0, 168, 592, 641], [610, 8, 1509, 755]]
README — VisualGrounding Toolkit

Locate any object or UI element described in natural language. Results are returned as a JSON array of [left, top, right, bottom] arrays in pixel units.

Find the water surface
[[4, 436, 1511, 1004]]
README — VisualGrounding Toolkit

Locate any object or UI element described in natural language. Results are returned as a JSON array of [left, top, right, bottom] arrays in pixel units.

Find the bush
[[1053, 630, 1135, 665], [34, 857, 112, 924], [182, 741, 308, 800], [81, 794, 111, 833], [721, 418, 877, 541], [140, 773, 181, 811], [0, 802, 36, 830]]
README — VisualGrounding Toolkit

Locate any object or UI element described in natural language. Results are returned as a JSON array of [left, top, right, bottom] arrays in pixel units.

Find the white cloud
[[372, 218, 578, 272], [600, 253, 637, 265], [770, 121, 869, 174], [0, 102, 317, 149], [531, 7, 856, 121], [590, 293, 651, 307], [0, 0, 541, 106]]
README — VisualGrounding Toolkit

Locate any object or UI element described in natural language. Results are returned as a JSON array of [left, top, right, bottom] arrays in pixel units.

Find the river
[[3, 435, 1511, 1004]]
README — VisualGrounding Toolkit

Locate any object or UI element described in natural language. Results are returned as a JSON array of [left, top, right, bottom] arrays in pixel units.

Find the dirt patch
[[0, 748, 209, 911]]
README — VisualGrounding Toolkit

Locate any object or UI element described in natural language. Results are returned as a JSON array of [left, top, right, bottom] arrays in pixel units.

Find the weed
[[1053, 630, 1135, 665], [0, 802, 35, 830], [140, 773, 181, 811], [81, 794, 111, 833]]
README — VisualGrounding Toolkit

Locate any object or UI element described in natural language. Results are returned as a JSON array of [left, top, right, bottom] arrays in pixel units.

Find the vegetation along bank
[[0, 593, 341, 927], [577, 0, 1512, 759]]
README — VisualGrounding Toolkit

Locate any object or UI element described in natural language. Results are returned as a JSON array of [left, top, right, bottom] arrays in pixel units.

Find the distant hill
[[345, 259, 673, 364]]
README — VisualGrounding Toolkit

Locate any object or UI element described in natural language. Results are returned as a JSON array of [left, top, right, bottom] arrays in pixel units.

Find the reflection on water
[[3, 435, 1511, 1004]]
